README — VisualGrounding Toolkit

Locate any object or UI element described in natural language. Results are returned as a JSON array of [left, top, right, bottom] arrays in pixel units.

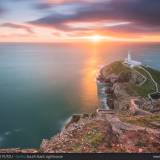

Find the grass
[[119, 114, 160, 128], [104, 61, 160, 97], [144, 66, 160, 91], [104, 61, 154, 97], [84, 127, 105, 147], [104, 61, 130, 76], [133, 67, 155, 97], [72, 123, 106, 152], [132, 67, 158, 97]]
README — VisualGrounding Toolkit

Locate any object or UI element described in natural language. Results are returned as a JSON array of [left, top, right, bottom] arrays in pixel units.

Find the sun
[[90, 35, 104, 42]]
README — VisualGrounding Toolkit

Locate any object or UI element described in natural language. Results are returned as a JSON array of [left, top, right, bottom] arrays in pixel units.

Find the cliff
[[40, 112, 160, 153], [39, 61, 160, 153]]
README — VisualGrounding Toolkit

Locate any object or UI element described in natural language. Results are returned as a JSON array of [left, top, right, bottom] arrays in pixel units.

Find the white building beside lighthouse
[[124, 51, 142, 68]]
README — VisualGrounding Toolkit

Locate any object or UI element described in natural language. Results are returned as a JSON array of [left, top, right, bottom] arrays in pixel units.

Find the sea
[[0, 42, 160, 148]]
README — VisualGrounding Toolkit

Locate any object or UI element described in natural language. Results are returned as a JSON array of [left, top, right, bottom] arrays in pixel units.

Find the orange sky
[[1, 23, 160, 43]]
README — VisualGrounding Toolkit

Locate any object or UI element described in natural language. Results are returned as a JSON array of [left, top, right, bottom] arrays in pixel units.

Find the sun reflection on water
[[79, 44, 103, 112]]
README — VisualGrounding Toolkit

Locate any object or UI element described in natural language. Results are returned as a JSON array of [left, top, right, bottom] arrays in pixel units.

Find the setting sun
[[90, 35, 104, 42]]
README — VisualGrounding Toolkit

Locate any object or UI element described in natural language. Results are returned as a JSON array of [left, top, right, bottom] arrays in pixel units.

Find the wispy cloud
[[29, 0, 160, 34], [1, 23, 34, 34]]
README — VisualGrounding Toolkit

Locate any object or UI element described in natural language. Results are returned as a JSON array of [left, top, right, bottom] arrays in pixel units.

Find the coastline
[[0, 61, 160, 153]]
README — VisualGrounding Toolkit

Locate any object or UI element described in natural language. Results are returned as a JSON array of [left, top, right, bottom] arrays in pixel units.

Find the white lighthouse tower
[[127, 51, 131, 61], [124, 51, 142, 68]]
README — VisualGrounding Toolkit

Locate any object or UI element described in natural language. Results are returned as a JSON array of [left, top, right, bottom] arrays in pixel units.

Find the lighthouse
[[124, 51, 142, 68]]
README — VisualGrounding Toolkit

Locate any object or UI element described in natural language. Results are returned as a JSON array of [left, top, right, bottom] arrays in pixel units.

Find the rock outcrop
[[40, 111, 160, 153]]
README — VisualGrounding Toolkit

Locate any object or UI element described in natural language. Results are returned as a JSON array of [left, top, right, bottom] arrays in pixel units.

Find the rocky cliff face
[[39, 66, 160, 153], [40, 111, 160, 153]]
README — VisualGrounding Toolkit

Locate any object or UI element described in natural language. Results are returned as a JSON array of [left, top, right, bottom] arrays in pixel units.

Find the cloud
[[34, 3, 53, 10], [1, 23, 34, 34], [110, 0, 160, 26], [0, 3, 6, 16], [104, 23, 160, 34], [29, 0, 160, 34]]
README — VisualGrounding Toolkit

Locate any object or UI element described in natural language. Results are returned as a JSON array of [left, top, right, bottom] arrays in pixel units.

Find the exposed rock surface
[[40, 112, 160, 153]]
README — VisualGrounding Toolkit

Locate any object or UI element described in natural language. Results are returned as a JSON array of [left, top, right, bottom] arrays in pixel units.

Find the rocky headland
[[0, 61, 160, 153]]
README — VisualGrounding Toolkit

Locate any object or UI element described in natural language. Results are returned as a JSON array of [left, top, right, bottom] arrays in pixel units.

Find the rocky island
[[0, 59, 160, 153]]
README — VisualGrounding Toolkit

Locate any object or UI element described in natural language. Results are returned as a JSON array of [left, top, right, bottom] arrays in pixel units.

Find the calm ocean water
[[0, 42, 160, 148]]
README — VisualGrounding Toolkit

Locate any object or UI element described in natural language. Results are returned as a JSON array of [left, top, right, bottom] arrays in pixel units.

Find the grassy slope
[[144, 66, 160, 90], [103, 61, 130, 76], [103, 61, 160, 97], [133, 67, 155, 97]]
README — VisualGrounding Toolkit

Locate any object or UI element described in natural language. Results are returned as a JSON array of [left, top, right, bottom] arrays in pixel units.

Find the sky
[[0, 0, 160, 43]]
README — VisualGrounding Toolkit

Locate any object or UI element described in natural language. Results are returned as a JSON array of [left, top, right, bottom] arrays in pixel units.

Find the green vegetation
[[133, 66, 160, 96], [71, 123, 106, 152], [144, 66, 160, 90], [104, 61, 130, 75], [119, 114, 160, 129], [84, 127, 105, 147], [104, 61, 160, 97]]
